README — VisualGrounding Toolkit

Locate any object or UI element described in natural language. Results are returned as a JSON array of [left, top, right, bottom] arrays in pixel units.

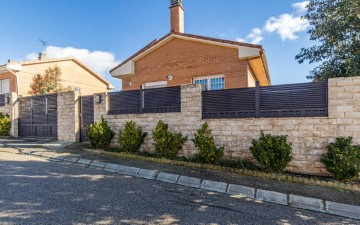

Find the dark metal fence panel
[[19, 94, 57, 138], [80, 95, 94, 142], [202, 81, 328, 119], [108, 90, 141, 115], [108, 86, 181, 115], [202, 88, 256, 119], [259, 82, 328, 118], [0, 94, 5, 107], [143, 86, 181, 113]]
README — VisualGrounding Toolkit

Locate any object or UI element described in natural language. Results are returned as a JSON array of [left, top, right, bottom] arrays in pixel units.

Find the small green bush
[[192, 122, 224, 163], [322, 137, 360, 182], [87, 116, 115, 149], [250, 132, 292, 173], [118, 121, 147, 152], [152, 120, 187, 159], [0, 113, 11, 136]]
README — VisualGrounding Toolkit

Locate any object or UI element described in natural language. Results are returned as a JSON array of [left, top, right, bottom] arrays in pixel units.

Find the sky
[[0, 0, 316, 90]]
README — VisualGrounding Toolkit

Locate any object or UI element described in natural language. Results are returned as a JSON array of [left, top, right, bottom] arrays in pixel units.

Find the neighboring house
[[0, 54, 113, 96], [110, 0, 271, 91]]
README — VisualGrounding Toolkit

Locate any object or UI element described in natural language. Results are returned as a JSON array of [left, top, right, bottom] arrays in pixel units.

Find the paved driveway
[[0, 152, 358, 225]]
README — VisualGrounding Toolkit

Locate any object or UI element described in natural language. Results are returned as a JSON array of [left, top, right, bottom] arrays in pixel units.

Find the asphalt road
[[0, 152, 358, 225]]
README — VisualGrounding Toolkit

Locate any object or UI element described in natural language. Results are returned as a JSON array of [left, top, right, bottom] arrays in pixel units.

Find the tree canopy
[[29, 65, 70, 95], [296, 0, 360, 81]]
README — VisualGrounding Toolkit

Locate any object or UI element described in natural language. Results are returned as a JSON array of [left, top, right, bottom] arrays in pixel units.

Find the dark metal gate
[[19, 94, 58, 138], [80, 95, 94, 142]]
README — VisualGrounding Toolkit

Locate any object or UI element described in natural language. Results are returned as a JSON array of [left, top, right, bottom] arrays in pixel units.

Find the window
[[0, 79, 10, 94], [194, 75, 224, 91], [144, 81, 167, 89]]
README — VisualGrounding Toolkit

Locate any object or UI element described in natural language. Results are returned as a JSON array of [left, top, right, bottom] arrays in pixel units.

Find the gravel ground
[[0, 152, 359, 225]]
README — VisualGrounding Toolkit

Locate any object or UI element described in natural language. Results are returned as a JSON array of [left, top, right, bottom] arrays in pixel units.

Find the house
[[110, 0, 271, 91], [0, 54, 113, 97]]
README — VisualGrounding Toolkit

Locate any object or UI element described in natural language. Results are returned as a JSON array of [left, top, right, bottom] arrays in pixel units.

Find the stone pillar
[[10, 92, 18, 137], [57, 91, 80, 142], [0, 92, 18, 137], [328, 77, 360, 145], [94, 92, 108, 123]]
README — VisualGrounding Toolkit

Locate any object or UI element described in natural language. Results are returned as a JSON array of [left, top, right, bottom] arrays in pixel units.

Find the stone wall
[[94, 93, 107, 122], [57, 91, 80, 142], [103, 77, 360, 175], [0, 92, 18, 137], [104, 84, 202, 154]]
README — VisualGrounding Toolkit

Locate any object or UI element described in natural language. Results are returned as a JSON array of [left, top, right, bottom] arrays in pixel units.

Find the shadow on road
[[0, 155, 357, 225]]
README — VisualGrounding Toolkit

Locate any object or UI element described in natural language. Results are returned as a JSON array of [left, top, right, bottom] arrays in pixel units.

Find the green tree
[[296, 0, 360, 81], [29, 65, 70, 95]]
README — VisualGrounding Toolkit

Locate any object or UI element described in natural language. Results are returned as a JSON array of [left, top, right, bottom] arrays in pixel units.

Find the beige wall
[[247, 65, 256, 87], [15, 60, 108, 97], [101, 77, 360, 175]]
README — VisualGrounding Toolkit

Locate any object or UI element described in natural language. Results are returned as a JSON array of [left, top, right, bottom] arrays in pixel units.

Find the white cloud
[[236, 28, 263, 44], [292, 1, 309, 14], [246, 28, 264, 44], [234, 1, 310, 43], [235, 37, 246, 43], [26, 46, 120, 75], [264, 13, 309, 41]]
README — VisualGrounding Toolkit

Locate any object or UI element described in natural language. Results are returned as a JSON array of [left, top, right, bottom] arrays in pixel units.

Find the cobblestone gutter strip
[[6, 149, 359, 220], [82, 149, 360, 192]]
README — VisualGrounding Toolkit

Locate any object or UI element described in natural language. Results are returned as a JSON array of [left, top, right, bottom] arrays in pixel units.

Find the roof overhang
[[111, 34, 270, 85], [0, 64, 22, 75]]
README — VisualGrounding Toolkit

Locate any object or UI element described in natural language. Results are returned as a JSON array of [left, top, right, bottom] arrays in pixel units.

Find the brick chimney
[[170, 0, 184, 33]]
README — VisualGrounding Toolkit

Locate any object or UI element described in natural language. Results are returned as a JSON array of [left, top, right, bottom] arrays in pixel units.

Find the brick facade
[[122, 38, 249, 91]]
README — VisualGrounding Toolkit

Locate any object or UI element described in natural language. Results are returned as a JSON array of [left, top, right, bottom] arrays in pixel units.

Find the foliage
[[29, 65, 71, 95], [191, 123, 224, 163], [0, 113, 11, 136], [87, 116, 115, 149], [118, 121, 147, 152], [295, 0, 360, 81], [250, 132, 292, 173], [152, 120, 187, 159], [322, 137, 360, 182]]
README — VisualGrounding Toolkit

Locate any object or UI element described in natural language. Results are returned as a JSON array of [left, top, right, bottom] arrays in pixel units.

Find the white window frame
[[193, 75, 225, 91], [143, 81, 168, 89], [0, 79, 10, 94]]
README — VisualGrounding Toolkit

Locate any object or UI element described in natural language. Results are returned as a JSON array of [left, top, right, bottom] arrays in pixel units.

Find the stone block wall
[[104, 84, 202, 155], [57, 91, 80, 142], [103, 77, 360, 175]]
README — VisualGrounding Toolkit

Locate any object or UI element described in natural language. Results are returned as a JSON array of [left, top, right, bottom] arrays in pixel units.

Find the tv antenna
[[38, 38, 48, 54]]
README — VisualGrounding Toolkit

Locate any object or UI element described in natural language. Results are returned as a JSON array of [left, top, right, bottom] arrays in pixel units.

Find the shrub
[[192, 123, 224, 163], [87, 116, 115, 149], [250, 132, 292, 173], [0, 113, 11, 136], [322, 137, 360, 182], [152, 120, 187, 159], [118, 121, 147, 152]]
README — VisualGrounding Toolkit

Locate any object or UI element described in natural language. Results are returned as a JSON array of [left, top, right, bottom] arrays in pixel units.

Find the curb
[[81, 148, 360, 192], [5, 149, 360, 220]]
